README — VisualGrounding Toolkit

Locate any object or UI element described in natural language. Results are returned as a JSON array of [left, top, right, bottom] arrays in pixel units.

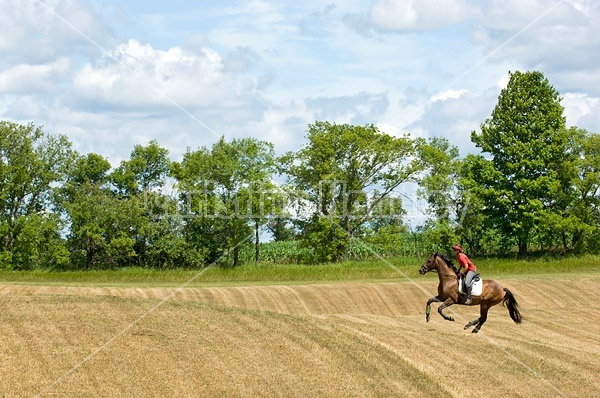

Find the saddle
[[458, 273, 482, 296]]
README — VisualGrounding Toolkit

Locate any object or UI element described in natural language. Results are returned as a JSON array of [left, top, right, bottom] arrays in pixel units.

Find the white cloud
[[0, 0, 114, 65], [1, 0, 600, 167], [370, 0, 476, 31], [431, 89, 468, 102], [304, 92, 389, 125], [4, 95, 46, 120], [247, 101, 312, 155], [566, 0, 599, 17], [497, 74, 510, 90], [405, 88, 500, 154], [0, 58, 71, 94], [72, 39, 250, 111], [562, 92, 600, 130], [472, 0, 600, 79]]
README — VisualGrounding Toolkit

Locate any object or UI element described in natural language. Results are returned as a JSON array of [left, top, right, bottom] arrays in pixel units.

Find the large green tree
[[109, 141, 190, 267], [0, 121, 74, 269], [468, 71, 571, 256], [565, 127, 600, 252], [62, 153, 144, 269], [172, 136, 276, 266], [280, 121, 420, 262]]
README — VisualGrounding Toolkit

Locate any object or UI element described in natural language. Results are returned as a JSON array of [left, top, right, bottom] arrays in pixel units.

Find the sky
[[1, 0, 600, 168]]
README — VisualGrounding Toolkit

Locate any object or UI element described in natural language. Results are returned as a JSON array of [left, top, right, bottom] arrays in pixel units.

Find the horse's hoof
[[471, 329, 479, 334]]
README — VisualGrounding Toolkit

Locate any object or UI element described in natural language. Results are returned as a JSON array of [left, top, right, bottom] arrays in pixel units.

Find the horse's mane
[[437, 253, 459, 273]]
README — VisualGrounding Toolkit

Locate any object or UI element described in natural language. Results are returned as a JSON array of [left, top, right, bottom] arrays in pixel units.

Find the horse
[[418, 252, 522, 333]]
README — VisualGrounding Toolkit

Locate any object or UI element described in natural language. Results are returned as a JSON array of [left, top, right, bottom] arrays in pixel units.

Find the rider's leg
[[465, 285, 473, 305], [464, 271, 476, 305]]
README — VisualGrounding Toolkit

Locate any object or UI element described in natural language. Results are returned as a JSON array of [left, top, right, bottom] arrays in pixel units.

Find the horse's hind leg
[[464, 318, 480, 331], [464, 305, 489, 333]]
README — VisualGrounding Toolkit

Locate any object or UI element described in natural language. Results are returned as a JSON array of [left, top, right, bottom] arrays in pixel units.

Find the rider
[[452, 244, 477, 305]]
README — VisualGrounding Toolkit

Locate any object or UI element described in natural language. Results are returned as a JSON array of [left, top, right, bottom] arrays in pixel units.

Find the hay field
[[1, 277, 599, 397]]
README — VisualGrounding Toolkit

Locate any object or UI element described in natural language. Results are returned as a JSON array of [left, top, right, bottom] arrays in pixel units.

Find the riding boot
[[465, 286, 473, 305]]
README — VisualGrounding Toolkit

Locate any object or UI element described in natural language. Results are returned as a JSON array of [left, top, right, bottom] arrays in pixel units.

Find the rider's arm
[[456, 254, 468, 274]]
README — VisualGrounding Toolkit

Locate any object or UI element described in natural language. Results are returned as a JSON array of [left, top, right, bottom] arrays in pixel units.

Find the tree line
[[1, 70, 599, 270]]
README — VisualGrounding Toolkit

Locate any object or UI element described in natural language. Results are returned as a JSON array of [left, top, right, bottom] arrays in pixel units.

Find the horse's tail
[[502, 288, 522, 325]]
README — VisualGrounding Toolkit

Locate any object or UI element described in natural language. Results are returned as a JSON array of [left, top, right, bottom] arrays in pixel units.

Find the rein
[[423, 268, 457, 278], [439, 273, 458, 278], [431, 257, 459, 278]]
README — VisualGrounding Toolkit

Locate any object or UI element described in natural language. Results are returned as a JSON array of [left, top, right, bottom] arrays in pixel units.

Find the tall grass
[[476, 254, 600, 277], [1, 255, 598, 287]]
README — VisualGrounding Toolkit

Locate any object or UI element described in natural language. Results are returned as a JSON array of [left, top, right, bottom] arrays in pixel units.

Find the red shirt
[[456, 253, 476, 272]]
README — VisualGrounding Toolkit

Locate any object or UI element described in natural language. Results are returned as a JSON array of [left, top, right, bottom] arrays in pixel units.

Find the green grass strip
[[1, 255, 598, 287]]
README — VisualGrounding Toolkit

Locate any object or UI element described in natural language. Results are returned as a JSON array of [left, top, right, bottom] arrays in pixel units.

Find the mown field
[[1, 256, 599, 397]]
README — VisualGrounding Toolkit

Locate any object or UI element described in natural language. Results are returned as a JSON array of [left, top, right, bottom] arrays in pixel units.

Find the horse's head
[[419, 253, 440, 275]]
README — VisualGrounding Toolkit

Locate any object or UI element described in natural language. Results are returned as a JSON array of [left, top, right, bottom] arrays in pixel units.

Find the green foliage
[[239, 240, 304, 264], [363, 224, 407, 256], [414, 220, 459, 255], [111, 140, 171, 195], [173, 136, 277, 266], [299, 216, 349, 263], [280, 121, 419, 262], [136, 192, 205, 268], [65, 182, 141, 269], [468, 71, 571, 256], [568, 128, 600, 252], [69, 153, 111, 186], [8, 213, 70, 270], [415, 137, 461, 220], [108, 142, 195, 268], [1, 69, 599, 270], [0, 121, 75, 269], [345, 237, 384, 260], [60, 151, 163, 269], [266, 217, 298, 242]]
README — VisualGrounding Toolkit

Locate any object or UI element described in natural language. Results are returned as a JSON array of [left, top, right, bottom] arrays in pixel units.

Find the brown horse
[[418, 252, 522, 333]]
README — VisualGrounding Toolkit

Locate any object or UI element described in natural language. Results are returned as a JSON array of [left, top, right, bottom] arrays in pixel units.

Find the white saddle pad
[[458, 277, 482, 296]]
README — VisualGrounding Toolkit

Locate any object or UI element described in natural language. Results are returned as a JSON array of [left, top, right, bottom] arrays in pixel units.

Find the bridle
[[419, 258, 434, 275]]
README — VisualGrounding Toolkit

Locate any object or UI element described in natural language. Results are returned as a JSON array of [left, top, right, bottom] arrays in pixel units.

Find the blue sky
[[1, 0, 599, 168]]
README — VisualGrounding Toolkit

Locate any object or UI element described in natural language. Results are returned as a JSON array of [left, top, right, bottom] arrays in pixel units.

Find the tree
[[280, 121, 420, 262], [0, 121, 74, 269], [414, 137, 490, 254], [415, 137, 461, 221], [469, 70, 569, 256], [454, 157, 497, 256], [363, 194, 407, 256], [111, 140, 171, 195], [109, 141, 184, 267], [567, 128, 600, 252], [172, 136, 276, 266], [62, 153, 143, 269]]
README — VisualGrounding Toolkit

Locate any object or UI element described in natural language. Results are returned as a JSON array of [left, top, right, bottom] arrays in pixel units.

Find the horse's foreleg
[[437, 298, 456, 322], [425, 297, 441, 322]]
